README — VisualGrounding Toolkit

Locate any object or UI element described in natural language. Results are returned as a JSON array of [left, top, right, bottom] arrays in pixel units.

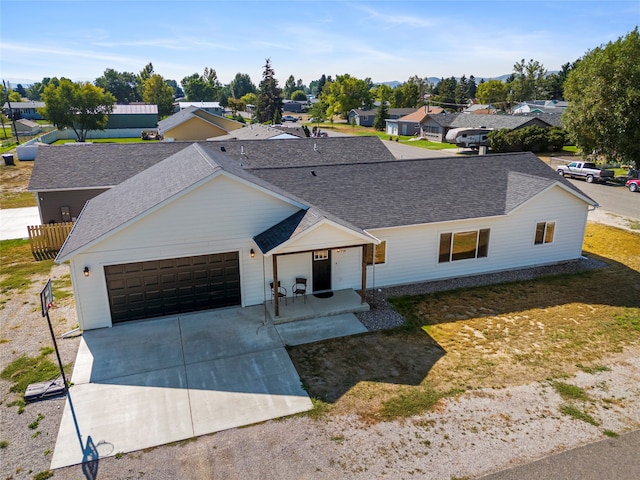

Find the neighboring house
[[13, 118, 41, 136], [463, 104, 499, 114], [157, 106, 243, 141], [105, 104, 159, 129], [3, 101, 46, 120], [421, 112, 560, 143], [53, 138, 596, 331], [511, 100, 568, 115], [176, 101, 224, 116], [209, 123, 305, 141], [349, 108, 415, 127], [28, 143, 190, 224], [385, 106, 445, 136]]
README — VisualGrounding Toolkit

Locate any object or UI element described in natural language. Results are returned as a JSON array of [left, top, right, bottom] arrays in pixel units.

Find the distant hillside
[[380, 72, 558, 87]]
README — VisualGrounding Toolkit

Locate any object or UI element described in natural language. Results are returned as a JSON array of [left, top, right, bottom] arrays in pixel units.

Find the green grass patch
[[614, 309, 640, 332], [380, 386, 457, 420], [0, 239, 54, 294], [603, 429, 619, 438], [0, 346, 69, 402], [0, 440, 8, 448], [576, 364, 611, 374], [551, 381, 590, 401], [28, 413, 45, 430], [1, 190, 37, 208], [559, 404, 599, 426], [33, 470, 54, 480], [52, 274, 72, 301]]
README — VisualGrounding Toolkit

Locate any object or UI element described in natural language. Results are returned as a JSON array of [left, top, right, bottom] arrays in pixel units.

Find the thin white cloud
[[356, 4, 435, 28]]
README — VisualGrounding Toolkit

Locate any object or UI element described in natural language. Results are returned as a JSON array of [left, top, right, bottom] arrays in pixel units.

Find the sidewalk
[[0, 206, 40, 240]]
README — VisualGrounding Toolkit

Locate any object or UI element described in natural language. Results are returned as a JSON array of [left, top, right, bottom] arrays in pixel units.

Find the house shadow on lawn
[[287, 329, 445, 404]]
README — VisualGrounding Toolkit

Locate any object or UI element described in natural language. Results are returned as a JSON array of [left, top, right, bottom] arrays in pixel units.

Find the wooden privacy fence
[[27, 223, 74, 260]]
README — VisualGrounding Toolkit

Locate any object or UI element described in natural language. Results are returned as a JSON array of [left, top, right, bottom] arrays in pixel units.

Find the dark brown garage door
[[105, 252, 240, 323]]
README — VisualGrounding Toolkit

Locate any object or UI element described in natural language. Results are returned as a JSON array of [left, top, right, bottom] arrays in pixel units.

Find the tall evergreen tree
[[254, 58, 283, 123]]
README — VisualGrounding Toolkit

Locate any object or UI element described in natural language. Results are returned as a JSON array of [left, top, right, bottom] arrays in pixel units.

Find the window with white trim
[[438, 229, 490, 263], [534, 222, 555, 245]]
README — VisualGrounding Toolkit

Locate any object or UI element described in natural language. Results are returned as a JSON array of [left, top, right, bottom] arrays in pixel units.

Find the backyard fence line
[[27, 223, 74, 260]]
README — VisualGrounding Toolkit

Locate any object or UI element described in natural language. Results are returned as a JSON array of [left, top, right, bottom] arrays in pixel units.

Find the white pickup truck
[[556, 161, 615, 184]]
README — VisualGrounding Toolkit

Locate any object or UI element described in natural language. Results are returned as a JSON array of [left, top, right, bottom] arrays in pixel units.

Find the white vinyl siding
[[366, 185, 588, 289], [71, 175, 299, 330]]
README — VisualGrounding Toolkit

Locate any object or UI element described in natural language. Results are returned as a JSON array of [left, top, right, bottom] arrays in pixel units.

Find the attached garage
[[105, 252, 241, 323]]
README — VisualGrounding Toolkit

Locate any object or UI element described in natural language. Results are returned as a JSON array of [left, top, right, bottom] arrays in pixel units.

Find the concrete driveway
[[0, 206, 40, 240], [51, 306, 367, 469]]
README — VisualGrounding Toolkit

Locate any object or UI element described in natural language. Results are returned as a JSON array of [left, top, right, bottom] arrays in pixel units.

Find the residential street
[[480, 429, 640, 480]]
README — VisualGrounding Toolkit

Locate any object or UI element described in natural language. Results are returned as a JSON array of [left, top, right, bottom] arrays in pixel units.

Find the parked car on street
[[282, 115, 297, 122], [625, 178, 640, 192], [557, 161, 615, 184]]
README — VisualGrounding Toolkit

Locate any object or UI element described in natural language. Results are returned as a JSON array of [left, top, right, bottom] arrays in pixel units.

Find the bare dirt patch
[[0, 159, 36, 208]]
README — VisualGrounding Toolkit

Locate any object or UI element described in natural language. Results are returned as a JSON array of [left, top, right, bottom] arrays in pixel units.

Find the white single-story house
[[56, 137, 597, 331]]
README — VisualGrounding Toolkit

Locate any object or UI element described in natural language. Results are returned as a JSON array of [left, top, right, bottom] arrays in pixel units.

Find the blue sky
[[1, 0, 638, 87]]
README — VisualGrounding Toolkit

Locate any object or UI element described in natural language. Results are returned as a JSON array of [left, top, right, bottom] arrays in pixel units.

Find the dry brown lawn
[[289, 223, 640, 422], [0, 159, 36, 208]]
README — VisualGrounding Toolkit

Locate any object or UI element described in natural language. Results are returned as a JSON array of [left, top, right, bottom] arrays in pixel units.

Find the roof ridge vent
[[241, 145, 245, 155], [313, 142, 317, 152]]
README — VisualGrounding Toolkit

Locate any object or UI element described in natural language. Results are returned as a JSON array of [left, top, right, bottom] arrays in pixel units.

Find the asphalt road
[[479, 429, 640, 480], [566, 178, 640, 219]]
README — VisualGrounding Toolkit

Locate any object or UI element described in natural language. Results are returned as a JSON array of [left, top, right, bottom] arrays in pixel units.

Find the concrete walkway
[[0, 206, 39, 240], [51, 306, 367, 469]]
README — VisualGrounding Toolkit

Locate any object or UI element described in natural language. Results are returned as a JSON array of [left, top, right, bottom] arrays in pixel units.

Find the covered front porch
[[265, 288, 369, 325]]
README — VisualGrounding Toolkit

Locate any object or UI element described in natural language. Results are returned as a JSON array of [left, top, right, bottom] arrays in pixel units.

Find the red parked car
[[625, 178, 640, 192]]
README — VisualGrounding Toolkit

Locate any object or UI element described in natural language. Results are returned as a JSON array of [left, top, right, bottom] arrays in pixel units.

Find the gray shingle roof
[[428, 113, 556, 130], [248, 152, 595, 230], [55, 138, 596, 261], [201, 136, 396, 169], [209, 123, 303, 141], [28, 142, 193, 191], [56, 144, 223, 260]]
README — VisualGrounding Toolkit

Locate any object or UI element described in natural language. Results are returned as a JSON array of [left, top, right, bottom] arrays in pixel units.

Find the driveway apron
[[50, 306, 324, 469]]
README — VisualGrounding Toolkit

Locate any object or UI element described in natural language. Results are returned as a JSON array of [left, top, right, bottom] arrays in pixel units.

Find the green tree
[[476, 79, 508, 105], [563, 28, 640, 168], [165, 79, 183, 99], [373, 103, 389, 131], [181, 68, 223, 102], [142, 74, 175, 118], [283, 75, 296, 99], [241, 92, 257, 107], [254, 58, 283, 123], [320, 74, 372, 119], [41, 79, 116, 142], [308, 100, 328, 123], [432, 76, 458, 110], [290, 90, 307, 101], [94, 68, 140, 103], [15, 84, 26, 97], [229, 73, 256, 98], [227, 98, 245, 115], [25, 78, 58, 101], [509, 58, 547, 101], [371, 84, 393, 103]]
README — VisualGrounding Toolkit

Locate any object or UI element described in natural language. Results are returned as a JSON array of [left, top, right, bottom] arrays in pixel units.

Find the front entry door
[[312, 250, 331, 292]]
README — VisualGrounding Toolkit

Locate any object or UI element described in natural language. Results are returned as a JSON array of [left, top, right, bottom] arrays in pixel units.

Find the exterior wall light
[[250, 249, 255, 258], [83, 266, 90, 277]]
